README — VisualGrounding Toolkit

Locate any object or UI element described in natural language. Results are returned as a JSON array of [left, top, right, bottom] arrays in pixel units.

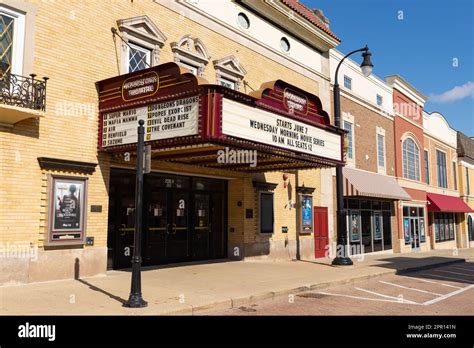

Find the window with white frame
[[344, 120, 354, 161], [467, 167, 470, 196], [0, 7, 25, 76], [219, 78, 235, 89], [424, 150, 430, 185], [402, 137, 420, 181], [179, 61, 199, 76], [453, 162, 457, 190], [116, 15, 166, 75], [377, 132, 385, 171], [436, 150, 447, 188], [343, 75, 352, 90], [171, 35, 210, 77], [128, 42, 151, 73], [376, 94, 383, 107], [213, 55, 246, 91]]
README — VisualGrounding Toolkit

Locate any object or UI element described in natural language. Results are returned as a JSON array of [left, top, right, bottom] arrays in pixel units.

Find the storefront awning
[[343, 167, 411, 200], [427, 193, 474, 213]]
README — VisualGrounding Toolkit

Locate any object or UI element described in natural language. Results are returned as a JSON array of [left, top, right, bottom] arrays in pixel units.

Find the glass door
[[410, 218, 420, 250], [144, 189, 168, 265], [192, 194, 210, 259], [373, 211, 383, 252], [167, 191, 189, 262]]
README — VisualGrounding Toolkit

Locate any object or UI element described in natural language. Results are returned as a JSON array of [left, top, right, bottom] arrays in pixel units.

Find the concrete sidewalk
[[1, 249, 473, 315]]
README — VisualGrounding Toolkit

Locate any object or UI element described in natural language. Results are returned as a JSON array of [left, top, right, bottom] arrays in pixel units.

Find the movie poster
[[350, 211, 360, 242], [47, 175, 88, 245], [301, 195, 313, 233]]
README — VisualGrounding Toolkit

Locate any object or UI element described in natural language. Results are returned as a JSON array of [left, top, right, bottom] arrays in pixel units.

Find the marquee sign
[[96, 63, 345, 170], [222, 98, 341, 161], [122, 71, 159, 102], [101, 96, 199, 148], [283, 88, 308, 115]]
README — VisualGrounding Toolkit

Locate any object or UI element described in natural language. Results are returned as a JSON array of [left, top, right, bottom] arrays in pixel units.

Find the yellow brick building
[[457, 132, 474, 248], [0, 0, 343, 284]]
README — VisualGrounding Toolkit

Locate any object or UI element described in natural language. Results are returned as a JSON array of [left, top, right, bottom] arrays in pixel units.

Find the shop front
[[96, 63, 344, 268], [426, 193, 474, 250], [342, 167, 410, 255], [402, 205, 426, 251]]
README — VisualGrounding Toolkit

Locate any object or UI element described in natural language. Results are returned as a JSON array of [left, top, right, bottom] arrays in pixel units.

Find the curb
[[185, 257, 468, 315]]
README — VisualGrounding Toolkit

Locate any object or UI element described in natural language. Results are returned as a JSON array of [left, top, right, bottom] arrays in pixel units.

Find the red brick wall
[[334, 96, 396, 175], [394, 115, 426, 182], [393, 89, 423, 126]]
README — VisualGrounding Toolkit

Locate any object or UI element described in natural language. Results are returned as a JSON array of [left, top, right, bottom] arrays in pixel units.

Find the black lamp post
[[124, 119, 148, 307], [332, 45, 373, 266]]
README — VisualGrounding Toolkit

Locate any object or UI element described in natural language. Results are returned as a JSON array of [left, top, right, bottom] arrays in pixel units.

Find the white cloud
[[429, 81, 474, 103]]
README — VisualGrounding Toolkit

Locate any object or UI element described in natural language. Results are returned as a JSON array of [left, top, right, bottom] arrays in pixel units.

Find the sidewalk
[[1, 249, 473, 315]]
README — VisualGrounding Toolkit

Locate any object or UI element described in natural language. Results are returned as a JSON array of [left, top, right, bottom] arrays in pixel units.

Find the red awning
[[427, 193, 474, 213]]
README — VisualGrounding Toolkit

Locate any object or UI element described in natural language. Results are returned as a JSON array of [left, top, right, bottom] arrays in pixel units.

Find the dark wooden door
[[314, 207, 328, 258]]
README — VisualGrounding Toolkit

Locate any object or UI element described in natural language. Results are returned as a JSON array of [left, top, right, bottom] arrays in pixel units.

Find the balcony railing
[[0, 72, 48, 111]]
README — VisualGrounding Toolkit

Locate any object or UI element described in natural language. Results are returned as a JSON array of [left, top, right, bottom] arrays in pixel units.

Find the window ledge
[[0, 103, 44, 127]]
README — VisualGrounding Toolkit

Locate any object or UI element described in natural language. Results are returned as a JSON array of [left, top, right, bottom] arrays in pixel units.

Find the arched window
[[402, 137, 420, 181]]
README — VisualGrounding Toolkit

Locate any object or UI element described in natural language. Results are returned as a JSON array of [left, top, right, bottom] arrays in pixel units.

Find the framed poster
[[350, 211, 360, 242], [301, 195, 313, 233], [46, 175, 88, 246], [403, 218, 411, 244], [374, 212, 382, 240], [420, 218, 425, 242]]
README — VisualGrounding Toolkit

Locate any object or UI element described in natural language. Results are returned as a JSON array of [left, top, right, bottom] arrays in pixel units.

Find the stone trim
[[117, 15, 167, 73], [213, 55, 247, 91], [37, 157, 97, 174], [171, 34, 210, 77]]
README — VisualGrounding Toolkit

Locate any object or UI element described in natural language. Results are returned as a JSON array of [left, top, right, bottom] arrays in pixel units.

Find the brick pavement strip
[[0, 249, 473, 315]]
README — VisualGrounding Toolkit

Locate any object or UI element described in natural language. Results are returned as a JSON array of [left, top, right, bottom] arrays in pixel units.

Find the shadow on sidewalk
[[74, 258, 127, 305]]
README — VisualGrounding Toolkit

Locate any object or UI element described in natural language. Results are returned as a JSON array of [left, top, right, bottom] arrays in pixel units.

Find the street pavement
[[204, 262, 474, 315], [1, 248, 473, 315]]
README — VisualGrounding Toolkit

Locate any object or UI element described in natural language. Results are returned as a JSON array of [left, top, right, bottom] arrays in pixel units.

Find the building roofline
[[385, 74, 428, 104]]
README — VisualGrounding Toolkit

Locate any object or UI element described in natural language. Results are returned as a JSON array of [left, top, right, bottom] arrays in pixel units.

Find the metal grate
[[0, 73, 49, 111]]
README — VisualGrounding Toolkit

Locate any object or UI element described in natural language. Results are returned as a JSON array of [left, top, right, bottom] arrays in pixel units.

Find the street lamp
[[332, 45, 374, 266], [124, 119, 148, 307]]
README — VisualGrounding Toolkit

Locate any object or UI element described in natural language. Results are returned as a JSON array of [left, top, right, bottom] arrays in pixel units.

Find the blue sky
[[306, 0, 474, 136]]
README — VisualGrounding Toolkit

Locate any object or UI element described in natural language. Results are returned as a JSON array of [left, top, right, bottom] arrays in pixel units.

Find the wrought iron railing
[[0, 72, 48, 111]]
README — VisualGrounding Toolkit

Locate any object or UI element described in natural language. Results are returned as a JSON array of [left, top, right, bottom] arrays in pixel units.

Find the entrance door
[[191, 193, 210, 259], [410, 218, 420, 250], [144, 189, 168, 265], [107, 173, 136, 270], [313, 207, 328, 258], [167, 191, 190, 262]]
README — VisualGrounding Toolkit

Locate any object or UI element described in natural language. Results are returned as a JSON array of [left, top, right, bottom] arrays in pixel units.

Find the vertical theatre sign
[[46, 175, 88, 246]]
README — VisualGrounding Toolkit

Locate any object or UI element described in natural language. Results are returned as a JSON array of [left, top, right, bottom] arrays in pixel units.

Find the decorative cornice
[[253, 181, 278, 191], [296, 185, 316, 194], [38, 157, 97, 174]]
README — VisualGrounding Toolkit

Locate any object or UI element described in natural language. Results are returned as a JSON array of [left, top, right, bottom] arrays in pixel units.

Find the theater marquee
[[96, 63, 345, 171], [222, 98, 341, 161], [101, 96, 199, 147]]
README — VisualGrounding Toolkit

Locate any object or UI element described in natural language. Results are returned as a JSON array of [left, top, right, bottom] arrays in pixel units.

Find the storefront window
[[345, 198, 392, 254], [402, 206, 425, 246], [435, 212, 455, 242], [349, 211, 360, 242]]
